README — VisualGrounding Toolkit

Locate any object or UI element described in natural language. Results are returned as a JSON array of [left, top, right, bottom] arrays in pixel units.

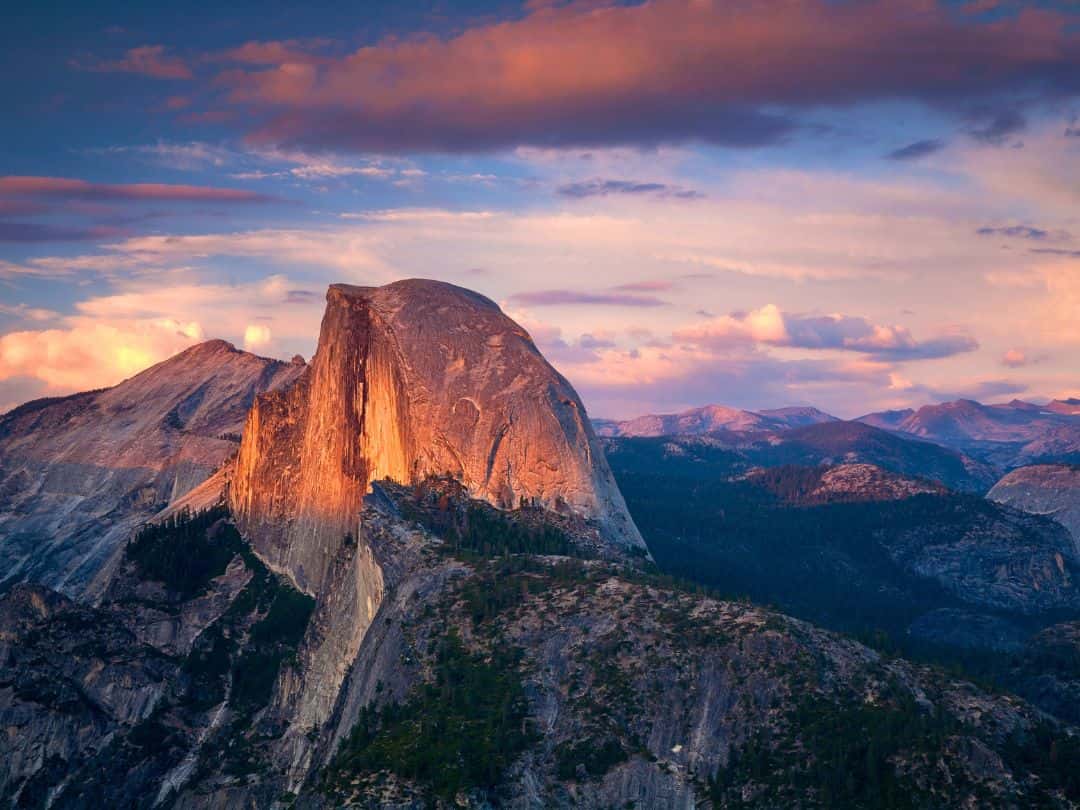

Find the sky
[[2, 0, 1080, 419]]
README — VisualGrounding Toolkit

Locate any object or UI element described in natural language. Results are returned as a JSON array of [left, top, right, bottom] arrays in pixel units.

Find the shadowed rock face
[[0, 340, 304, 599], [230, 280, 644, 596], [989, 464, 1080, 556]]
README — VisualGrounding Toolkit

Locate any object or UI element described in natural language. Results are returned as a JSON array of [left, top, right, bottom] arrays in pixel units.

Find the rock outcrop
[[230, 279, 644, 596], [989, 463, 1080, 556], [746, 462, 946, 504], [0, 340, 304, 598], [226, 279, 646, 755]]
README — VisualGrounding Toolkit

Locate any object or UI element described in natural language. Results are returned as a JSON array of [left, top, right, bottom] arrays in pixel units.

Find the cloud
[[74, 45, 192, 79], [509, 289, 668, 307], [243, 324, 272, 349], [529, 324, 897, 419], [110, 141, 412, 184], [887, 139, 947, 161], [976, 225, 1051, 240], [212, 38, 335, 66], [965, 108, 1027, 144], [0, 303, 60, 322], [1001, 348, 1045, 367], [557, 179, 704, 199], [96, 141, 235, 170], [0, 200, 48, 216], [0, 222, 126, 243], [0, 319, 204, 392], [675, 305, 978, 361], [0, 176, 275, 203], [283, 289, 318, 304], [941, 118, 1080, 213], [0, 274, 327, 397], [212, 0, 1080, 153], [1031, 248, 1080, 257], [0, 175, 279, 245], [611, 280, 677, 292]]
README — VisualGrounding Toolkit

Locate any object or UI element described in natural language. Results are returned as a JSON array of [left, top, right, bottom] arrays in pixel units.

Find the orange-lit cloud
[[211, 0, 1080, 152], [0, 319, 203, 391]]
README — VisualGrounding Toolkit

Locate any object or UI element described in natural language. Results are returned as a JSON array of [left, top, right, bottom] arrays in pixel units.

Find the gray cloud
[[557, 179, 704, 200], [510, 289, 668, 307], [976, 225, 1050, 240], [965, 108, 1027, 144], [886, 139, 946, 161], [1031, 248, 1080, 257]]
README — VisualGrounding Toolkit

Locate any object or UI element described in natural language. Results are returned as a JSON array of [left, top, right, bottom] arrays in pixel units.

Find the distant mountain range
[[596, 396, 1080, 474], [858, 398, 1080, 469], [593, 403, 837, 437]]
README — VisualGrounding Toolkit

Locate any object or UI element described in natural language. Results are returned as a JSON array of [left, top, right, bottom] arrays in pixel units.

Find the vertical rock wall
[[230, 279, 644, 597]]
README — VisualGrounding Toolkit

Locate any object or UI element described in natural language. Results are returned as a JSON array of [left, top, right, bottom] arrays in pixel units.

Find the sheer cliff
[[225, 280, 646, 755], [230, 279, 645, 596], [0, 340, 304, 598]]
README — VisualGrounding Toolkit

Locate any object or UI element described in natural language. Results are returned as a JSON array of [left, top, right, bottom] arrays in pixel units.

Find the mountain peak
[[0, 339, 305, 597], [329, 278, 503, 314], [178, 337, 238, 356], [1048, 398, 1080, 415], [231, 280, 645, 593]]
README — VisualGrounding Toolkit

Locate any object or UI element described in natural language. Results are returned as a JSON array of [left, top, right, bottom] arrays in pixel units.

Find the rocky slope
[[0, 341, 304, 598], [3, 498, 1078, 809], [593, 403, 836, 438], [606, 439, 1080, 663], [989, 464, 1080, 556]]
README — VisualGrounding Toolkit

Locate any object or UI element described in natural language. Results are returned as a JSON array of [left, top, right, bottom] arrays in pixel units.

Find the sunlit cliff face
[[229, 279, 644, 594]]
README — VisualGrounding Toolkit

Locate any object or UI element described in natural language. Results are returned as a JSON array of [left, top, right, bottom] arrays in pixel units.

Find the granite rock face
[[0, 340, 304, 599], [226, 280, 645, 758], [230, 279, 644, 596], [989, 463, 1080, 556]]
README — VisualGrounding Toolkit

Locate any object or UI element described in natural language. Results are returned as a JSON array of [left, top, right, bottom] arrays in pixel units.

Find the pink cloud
[[1000, 348, 1047, 367], [675, 305, 978, 361], [0, 176, 275, 203], [210, 0, 1080, 152], [0, 320, 203, 392]]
